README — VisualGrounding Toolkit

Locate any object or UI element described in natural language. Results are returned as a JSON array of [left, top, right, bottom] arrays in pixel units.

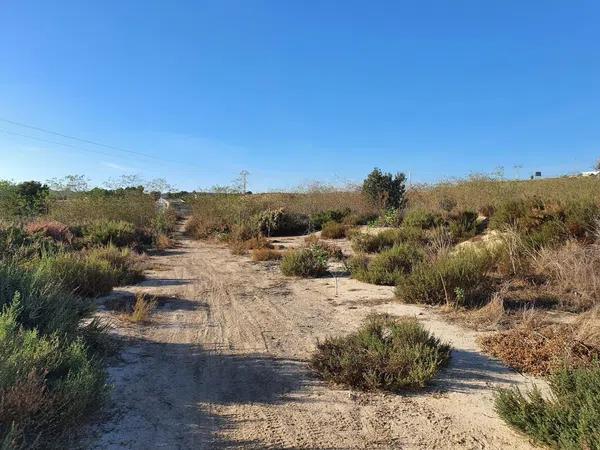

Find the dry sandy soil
[[82, 231, 543, 449]]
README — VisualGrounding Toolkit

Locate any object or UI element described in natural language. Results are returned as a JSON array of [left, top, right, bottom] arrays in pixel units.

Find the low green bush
[[280, 246, 329, 277], [448, 210, 480, 242], [563, 200, 599, 241], [0, 262, 87, 336], [83, 220, 137, 247], [86, 245, 145, 285], [349, 244, 424, 285], [495, 362, 600, 449], [395, 247, 495, 306], [402, 209, 442, 229], [351, 227, 425, 253], [320, 221, 348, 239], [0, 300, 106, 448], [310, 208, 351, 230], [33, 253, 118, 298], [311, 314, 451, 391]]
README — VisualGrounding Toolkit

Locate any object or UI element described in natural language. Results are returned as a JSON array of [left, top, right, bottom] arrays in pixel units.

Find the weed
[[127, 293, 157, 324], [251, 248, 283, 261]]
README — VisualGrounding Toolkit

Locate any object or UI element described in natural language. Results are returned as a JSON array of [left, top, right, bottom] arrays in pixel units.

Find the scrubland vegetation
[[0, 179, 176, 448], [185, 169, 600, 445], [311, 315, 451, 391]]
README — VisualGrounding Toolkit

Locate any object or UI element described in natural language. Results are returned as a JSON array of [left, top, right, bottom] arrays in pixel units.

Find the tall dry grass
[[409, 176, 600, 213]]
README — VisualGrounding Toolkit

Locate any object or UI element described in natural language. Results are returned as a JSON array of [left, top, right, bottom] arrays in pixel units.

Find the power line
[[0, 117, 204, 170]]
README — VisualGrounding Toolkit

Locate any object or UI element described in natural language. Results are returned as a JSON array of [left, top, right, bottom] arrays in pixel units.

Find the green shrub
[[402, 209, 442, 229], [311, 314, 451, 391], [351, 227, 425, 253], [524, 219, 567, 249], [83, 220, 136, 247], [489, 199, 532, 230], [33, 253, 118, 298], [320, 221, 348, 239], [349, 244, 424, 285], [362, 168, 407, 210], [86, 245, 145, 285], [310, 208, 350, 230], [563, 200, 599, 240], [280, 246, 328, 277], [395, 248, 495, 306], [0, 263, 87, 336], [495, 362, 600, 449], [448, 210, 480, 242], [0, 300, 106, 448]]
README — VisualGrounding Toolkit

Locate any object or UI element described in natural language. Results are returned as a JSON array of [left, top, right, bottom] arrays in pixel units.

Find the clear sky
[[1, 1, 599, 192]]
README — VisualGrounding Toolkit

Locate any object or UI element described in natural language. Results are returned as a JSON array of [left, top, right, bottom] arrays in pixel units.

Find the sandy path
[[84, 233, 540, 449]]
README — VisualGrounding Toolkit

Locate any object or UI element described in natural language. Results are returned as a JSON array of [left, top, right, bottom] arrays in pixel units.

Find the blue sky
[[1, 1, 599, 192]]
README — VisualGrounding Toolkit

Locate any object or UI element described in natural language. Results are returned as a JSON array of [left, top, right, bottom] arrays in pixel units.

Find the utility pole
[[239, 170, 249, 193]]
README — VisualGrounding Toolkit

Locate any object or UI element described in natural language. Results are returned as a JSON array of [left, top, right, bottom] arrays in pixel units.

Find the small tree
[[595, 159, 600, 171], [362, 168, 407, 210], [16, 181, 50, 215]]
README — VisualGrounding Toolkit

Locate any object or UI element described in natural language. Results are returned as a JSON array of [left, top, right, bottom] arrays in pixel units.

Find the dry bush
[[479, 317, 600, 376], [229, 236, 272, 255], [531, 241, 600, 310], [251, 248, 283, 261], [127, 293, 157, 324], [320, 222, 348, 239], [154, 233, 175, 251], [25, 220, 73, 243]]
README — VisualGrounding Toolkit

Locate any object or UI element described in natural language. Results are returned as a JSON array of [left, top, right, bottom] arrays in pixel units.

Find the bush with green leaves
[[83, 220, 137, 247], [351, 227, 425, 253], [311, 315, 451, 392], [309, 208, 351, 230], [0, 299, 106, 449], [349, 244, 424, 285], [402, 209, 442, 229], [447, 210, 480, 242], [0, 262, 88, 337], [33, 252, 118, 298], [362, 168, 407, 210], [280, 246, 329, 277], [495, 362, 600, 449], [395, 247, 495, 306]]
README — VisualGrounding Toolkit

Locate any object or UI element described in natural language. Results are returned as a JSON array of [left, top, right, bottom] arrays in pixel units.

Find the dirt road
[[84, 232, 539, 449]]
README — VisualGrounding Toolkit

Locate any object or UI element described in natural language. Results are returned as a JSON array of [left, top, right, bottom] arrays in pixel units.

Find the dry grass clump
[[251, 248, 283, 261], [320, 221, 348, 239], [311, 315, 451, 392], [127, 293, 157, 324], [408, 175, 600, 213], [154, 233, 175, 251], [229, 235, 273, 255], [531, 240, 600, 311], [479, 315, 600, 376]]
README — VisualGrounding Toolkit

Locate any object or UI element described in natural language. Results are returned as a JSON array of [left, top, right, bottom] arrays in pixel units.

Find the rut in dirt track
[[85, 232, 539, 449]]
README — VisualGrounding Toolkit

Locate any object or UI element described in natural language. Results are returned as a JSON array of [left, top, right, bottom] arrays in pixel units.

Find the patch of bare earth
[[83, 231, 543, 449]]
